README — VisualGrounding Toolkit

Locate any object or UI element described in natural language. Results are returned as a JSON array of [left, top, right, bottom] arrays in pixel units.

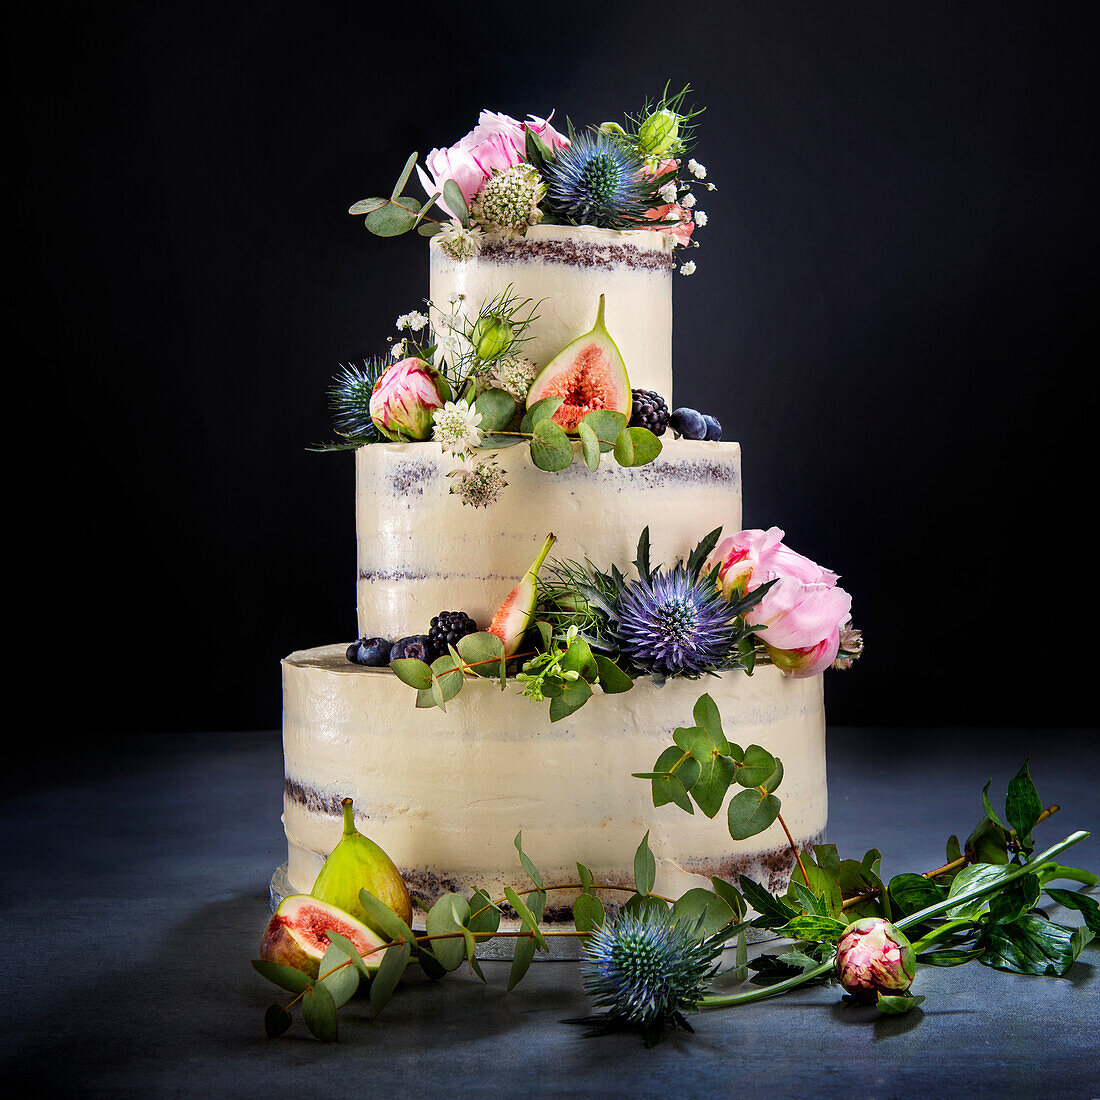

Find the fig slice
[[489, 532, 557, 655], [526, 295, 631, 433], [260, 894, 387, 978]]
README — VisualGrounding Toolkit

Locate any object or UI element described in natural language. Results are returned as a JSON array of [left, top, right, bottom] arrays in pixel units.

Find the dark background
[[20, 1, 1096, 745]]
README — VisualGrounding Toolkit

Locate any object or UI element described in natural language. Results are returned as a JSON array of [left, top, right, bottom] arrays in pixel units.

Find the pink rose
[[707, 527, 852, 678], [642, 203, 695, 246], [369, 357, 445, 442], [417, 110, 568, 218]]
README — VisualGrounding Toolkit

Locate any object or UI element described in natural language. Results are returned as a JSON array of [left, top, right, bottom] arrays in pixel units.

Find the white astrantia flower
[[680, 261, 697, 276], [658, 181, 679, 204], [496, 355, 539, 401], [693, 210, 708, 227], [432, 399, 483, 456], [681, 192, 696, 209], [687, 159, 707, 179], [448, 459, 507, 508], [437, 219, 484, 260]]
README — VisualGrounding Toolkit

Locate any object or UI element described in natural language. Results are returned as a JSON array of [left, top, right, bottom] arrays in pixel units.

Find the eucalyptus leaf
[[508, 936, 538, 990], [365, 201, 419, 237], [514, 831, 545, 888], [521, 395, 565, 433], [733, 744, 778, 788], [467, 888, 502, 938], [727, 788, 782, 840], [573, 891, 605, 933], [426, 893, 472, 971], [302, 982, 338, 1042], [580, 409, 627, 451], [634, 831, 657, 895], [317, 945, 359, 1008], [578, 420, 601, 471], [390, 658, 433, 690], [504, 887, 547, 951], [430, 654, 465, 703], [530, 419, 574, 472], [390, 151, 418, 201], [690, 751, 736, 819], [442, 179, 469, 225], [457, 631, 506, 681], [593, 654, 633, 694], [612, 425, 662, 467], [348, 197, 389, 215], [323, 930, 375, 977], [358, 889, 416, 946], [264, 1002, 292, 1038], [671, 888, 737, 939], [548, 676, 592, 720], [639, 745, 698, 813], [691, 693, 729, 750], [479, 432, 526, 448], [417, 220, 443, 237], [251, 959, 313, 994], [370, 941, 411, 1017], [474, 388, 517, 432], [762, 758, 785, 794]]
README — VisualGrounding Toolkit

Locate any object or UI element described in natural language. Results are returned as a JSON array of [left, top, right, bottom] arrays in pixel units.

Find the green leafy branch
[[349, 153, 445, 238], [473, 393, 662, 473]]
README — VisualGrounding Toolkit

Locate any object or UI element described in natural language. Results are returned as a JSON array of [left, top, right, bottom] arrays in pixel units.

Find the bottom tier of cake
[[281, 645, 827, 920]]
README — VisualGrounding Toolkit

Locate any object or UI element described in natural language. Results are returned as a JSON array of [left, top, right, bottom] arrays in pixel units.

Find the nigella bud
[[835, 918, 917, 1001], [368, 357, 446, 442], [637, 108, 681, 158], [471, 314, 515, 361]]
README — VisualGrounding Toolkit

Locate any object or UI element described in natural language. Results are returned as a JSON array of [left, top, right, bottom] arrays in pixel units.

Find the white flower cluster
[[679, 261, 696, 276], [431, 399, 482, 457], [495, 355, 539, 401], [687, 158, 707, 179], [681, 192, 696, 209], [658, 180, 678, 205], [396, 311, 429, 332], [448, 459, 507, 508], [693, 211, 708, 227], [437, 220, 484, 260], [470, 164, 546, 238], [389, 338, 407, 359]]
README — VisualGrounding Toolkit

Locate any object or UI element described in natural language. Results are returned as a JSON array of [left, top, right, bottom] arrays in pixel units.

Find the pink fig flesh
[[260, 894, 386, 977]]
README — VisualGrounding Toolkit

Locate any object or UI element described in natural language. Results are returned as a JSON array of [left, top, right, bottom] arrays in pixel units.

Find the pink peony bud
[[706, 527, 852, 678], [369, 357, 445, 442], [835, 918, 916, 1001]]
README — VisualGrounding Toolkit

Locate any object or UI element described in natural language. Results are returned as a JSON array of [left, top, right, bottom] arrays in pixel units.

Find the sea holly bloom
[[418, 110, 567, 218], [835, 918, 917, 1001], [369, 357, 446, 442], [706, 527, 853, 678]]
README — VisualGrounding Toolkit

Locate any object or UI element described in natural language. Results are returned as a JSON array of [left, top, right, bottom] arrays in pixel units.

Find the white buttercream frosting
[[429, 225, 674, 401], [355, 438, 742, 640], [282, 645, 827, 914]]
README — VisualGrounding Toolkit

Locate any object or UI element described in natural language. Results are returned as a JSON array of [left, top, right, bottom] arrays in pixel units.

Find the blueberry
[[390, 635, 432, 663], [670, 407, 707, 440], [702, 414, 722, 441], [361, 637, 394, 666]]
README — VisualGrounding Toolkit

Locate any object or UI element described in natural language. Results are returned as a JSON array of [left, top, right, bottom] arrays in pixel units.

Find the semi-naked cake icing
[[279, 215, 833, 921]]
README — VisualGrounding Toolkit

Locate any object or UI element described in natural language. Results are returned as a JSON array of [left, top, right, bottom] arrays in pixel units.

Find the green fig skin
[[310, 799, 413, 934], [526, 295, 631, 434], [488, 532, 557, 655]]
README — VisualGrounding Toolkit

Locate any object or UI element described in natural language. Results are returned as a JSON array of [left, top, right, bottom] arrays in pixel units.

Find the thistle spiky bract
[[541, 131, 652, 230], [329, 359, 387, 443], [578, 910, 722, 1045]]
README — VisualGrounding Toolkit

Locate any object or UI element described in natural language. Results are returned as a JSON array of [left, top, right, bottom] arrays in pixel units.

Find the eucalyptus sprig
[[349, 152, 444, 238]]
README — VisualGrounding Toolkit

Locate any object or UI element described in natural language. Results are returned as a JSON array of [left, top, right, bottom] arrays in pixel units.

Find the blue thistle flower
[[541, 131, 652, 230], [579, 910, 721, 1045], [329, 359, 386, 443], [609, 564, 741, 680]]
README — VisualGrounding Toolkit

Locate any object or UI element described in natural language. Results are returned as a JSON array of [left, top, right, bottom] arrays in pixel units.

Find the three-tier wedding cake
[[277, 101, 857, 923]]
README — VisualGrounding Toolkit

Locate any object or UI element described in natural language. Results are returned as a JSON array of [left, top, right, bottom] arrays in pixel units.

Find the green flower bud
[[471, 314, 515, 361], [637, 108, 681, 158]]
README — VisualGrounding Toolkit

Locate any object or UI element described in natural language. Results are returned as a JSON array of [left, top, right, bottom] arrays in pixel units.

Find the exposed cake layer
[[281, 644, 827, 918], [430, 225, 674, 400], [355, 438, 742, 640]]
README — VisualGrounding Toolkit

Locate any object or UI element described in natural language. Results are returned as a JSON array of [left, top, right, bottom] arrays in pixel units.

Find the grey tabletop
[[2, 726, 1097, 1097]]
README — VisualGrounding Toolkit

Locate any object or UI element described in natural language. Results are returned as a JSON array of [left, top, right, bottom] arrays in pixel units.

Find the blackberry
[[629, 389, 670, 436], [427, 610, 479, 660]]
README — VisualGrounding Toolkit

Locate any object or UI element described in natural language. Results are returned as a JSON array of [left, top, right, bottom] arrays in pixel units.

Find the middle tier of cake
[[356, 438, 742, 640]]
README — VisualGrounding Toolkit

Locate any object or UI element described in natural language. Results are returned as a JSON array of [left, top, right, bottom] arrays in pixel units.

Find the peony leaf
[[1046, 887, 1100, 934], [946, 863, 1014, 919], [1005, 761, 1043, 851], [979, 913, 1093, 976], [876, 992, 925, 1015]]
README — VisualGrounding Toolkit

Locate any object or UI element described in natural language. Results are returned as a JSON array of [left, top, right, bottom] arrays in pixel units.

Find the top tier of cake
[[430, 224, 676, 402]]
